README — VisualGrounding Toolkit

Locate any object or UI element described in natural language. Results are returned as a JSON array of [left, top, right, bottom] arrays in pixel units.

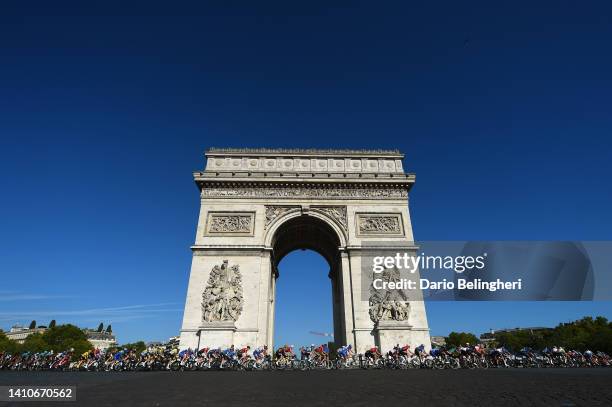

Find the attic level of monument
[[203, 148, 409, 176]]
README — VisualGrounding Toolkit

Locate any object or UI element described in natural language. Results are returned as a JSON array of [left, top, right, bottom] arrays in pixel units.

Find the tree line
[[0, 322, 133, 358], [0, 324, 92, 356], [445, 316, 612, 353], [23, 320, 112, 334]]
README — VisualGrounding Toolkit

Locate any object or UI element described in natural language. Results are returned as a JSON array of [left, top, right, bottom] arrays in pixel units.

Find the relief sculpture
[[265, 206, 297, 229], [202, 260, 244, 322], [369, 266, 410, 323], [208, 214, 252, 233], [358, 215, 402, 234], [314, 206, 347, 231]]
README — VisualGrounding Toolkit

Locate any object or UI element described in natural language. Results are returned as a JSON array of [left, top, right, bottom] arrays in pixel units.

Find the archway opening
[[270, 214, 345, 349], [274, 250, 334, 349]]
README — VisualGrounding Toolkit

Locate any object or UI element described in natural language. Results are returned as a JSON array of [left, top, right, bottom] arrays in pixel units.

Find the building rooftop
[[85, 331, 115, 340]]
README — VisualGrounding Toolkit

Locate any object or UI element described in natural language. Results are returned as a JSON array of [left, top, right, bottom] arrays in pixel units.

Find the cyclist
[[114, 349, 124, 361], [253, 345, 268, 361], [223, 345, 236, 359], [312, 344, 329, 363], [365, 345, 381, 362], [337, 344, 353, 361], [275, 344, 292, 360], [300, 346, 312, 360], [459, 343, 471, 355], [237, 345, 251, 362], [178, 348, 192, 362]]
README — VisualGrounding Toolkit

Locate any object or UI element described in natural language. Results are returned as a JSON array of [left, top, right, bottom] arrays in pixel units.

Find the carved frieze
[[356, 213, 404, 236], [202, 260, 243, 322], [201, 186, 408, 200], [205, 212, 255, 235]]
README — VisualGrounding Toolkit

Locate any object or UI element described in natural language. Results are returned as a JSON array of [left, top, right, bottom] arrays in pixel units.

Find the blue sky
[[1, 1, 611, 345]]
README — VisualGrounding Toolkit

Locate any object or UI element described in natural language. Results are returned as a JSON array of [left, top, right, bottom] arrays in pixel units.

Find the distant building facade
[[5, 325, 47, 344], [430, 336, 446, 347], [4, 323, 117, 350], [82, 329, 117, 350]]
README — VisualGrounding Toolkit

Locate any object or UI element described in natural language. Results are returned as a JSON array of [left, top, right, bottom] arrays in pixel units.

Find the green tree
[[21, 333, 48, 353], [445, 332, 479, 347], [121, 341, 146, 353], [492, 316, 612, 354], [49, 320, 56, 328], [29, 320, 37, 329], [494, 330, 546, 351], [0, 331, 19, 353], [42, 324, 92, 357], [96, 323, 104, 332]]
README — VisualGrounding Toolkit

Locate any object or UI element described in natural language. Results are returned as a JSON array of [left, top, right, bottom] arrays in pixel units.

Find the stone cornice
[[196, 180, 414, 189], [194, 171, 415, 184]]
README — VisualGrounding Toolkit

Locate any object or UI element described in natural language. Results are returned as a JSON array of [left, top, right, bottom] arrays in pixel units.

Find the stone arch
[[265, 211, 348, 346], [264, 207, 348, 249]]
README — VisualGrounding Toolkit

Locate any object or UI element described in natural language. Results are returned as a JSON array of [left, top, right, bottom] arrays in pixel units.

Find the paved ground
[[1, 369, 611, 407]]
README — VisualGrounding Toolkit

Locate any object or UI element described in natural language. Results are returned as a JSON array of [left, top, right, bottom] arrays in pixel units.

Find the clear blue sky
[[1, 1, 611, 345]]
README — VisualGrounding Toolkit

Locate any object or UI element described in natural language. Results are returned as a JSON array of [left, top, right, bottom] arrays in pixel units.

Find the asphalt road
[[1, 369, 611, 407]]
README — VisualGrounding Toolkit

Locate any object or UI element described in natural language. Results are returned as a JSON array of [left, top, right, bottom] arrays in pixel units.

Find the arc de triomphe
[[179, 148, 430, 352]]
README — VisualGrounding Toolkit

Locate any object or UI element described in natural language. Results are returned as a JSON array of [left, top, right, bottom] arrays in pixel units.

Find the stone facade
[[6, 325, 117, 350], [5, 326, 47, 344], [82, 330, 118, 350], [179, 148, 430, 352]]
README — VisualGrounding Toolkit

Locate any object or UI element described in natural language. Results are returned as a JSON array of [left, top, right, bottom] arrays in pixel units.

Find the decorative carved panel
[[205, 212, 255, 235], [356, 213, 404, 236]]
